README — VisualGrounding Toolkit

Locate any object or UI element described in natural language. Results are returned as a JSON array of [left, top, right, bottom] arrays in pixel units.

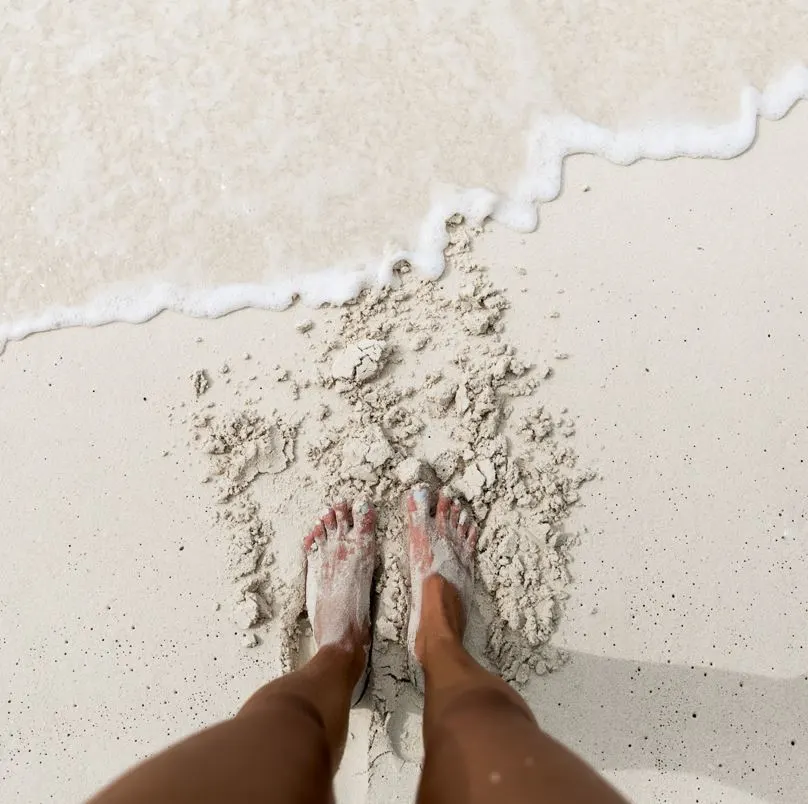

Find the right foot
[[406, 485, 478, 672]]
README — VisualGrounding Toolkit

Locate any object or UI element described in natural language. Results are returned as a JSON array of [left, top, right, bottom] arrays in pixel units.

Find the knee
[[238, 691, 332, 772], [239, 685, 326, 725], [419, 688, 545, 804], [433, 683, 536, 729], [424, 684, 541, 763]]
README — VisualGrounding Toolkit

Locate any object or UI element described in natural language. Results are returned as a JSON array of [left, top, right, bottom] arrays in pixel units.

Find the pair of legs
[[90, 488, 627, 804]]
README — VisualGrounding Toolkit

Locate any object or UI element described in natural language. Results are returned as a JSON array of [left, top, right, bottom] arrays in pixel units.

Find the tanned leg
[[406, 486, 628, 804], [89, 500, 376, 804]]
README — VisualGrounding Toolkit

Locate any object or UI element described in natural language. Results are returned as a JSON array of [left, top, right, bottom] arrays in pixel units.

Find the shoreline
[[2, 65, 807, 351]]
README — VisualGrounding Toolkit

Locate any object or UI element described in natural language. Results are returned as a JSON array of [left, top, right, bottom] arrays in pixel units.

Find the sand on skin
[[2, 106, 808, 803]]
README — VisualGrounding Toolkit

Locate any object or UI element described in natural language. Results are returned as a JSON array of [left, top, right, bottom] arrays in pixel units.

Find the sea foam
[[1, 63, 806, 354]]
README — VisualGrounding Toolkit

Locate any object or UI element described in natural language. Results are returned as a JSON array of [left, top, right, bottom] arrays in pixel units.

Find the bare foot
[[406, 485, 478, 673], [304, 500, 376, 668]]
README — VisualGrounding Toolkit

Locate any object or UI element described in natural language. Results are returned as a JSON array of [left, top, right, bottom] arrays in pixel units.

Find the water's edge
[[1, 64, 806, 355]]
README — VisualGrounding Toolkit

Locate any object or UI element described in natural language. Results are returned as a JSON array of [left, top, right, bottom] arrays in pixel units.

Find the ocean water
[[0, 1, 806, 346]]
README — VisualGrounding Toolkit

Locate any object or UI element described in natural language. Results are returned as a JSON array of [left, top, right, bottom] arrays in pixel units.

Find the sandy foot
[[406, 485, 478, 681], [304, 500, 376, 667]]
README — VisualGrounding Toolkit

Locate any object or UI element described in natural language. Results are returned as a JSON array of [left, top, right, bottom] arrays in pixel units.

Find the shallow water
[[0, 1, 806, 339]]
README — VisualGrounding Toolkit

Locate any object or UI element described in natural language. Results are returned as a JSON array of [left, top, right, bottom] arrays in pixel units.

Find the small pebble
[[242, 633, 259, 649]]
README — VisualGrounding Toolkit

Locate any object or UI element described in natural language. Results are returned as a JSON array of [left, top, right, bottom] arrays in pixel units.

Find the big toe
[[407, 484, 431, 530]]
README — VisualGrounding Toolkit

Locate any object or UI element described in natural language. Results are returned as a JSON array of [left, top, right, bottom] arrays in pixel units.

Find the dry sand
[[2, 104, 807, 803]]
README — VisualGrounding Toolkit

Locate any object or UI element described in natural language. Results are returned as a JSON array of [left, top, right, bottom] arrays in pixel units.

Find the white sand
[[2, 103, 807, 804]]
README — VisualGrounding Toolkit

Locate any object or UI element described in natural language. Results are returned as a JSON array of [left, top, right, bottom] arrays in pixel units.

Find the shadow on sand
[[531, 650, 807, 802]]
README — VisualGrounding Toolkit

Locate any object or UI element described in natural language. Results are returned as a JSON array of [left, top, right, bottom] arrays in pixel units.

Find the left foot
[[304, 500, 376, 668]]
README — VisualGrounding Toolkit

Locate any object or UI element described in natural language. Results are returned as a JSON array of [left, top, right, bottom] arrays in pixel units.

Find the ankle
[[415, 576, 466, 661], [427, 575, 467, 636], [313, 640, 367, 689]]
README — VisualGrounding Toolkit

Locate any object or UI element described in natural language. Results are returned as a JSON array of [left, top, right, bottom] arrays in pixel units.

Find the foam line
[[1, 64, 806, 353]]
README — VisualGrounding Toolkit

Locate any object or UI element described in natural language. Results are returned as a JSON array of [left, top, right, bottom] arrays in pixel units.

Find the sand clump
[[192, 369, 211, 398], [189, 407, 299, 652], [193, 408, 296, 500], [330, 339, 388, 383], [180, 220, 592, 778]]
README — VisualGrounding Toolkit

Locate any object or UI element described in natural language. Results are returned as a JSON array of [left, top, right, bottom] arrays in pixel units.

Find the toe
[[352, 499, 376, 535], [435, 491, 451, 535], [334, 501, 352, 534], [449, 500, 461, 530], [406, 484, 431, 529], [322, 507, 338, 538], [304, 522, 326, 551], [457, 508, 470, 540], [460, 523, 479, 566]]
